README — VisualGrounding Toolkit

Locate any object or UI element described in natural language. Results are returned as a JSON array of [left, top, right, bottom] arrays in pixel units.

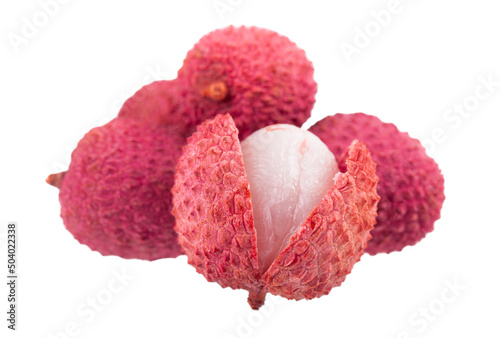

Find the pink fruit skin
[[117, 79, 186, 133], [309, 113, 445, 255], [177, 26, 317, 139], [263, 140, 380, 301], [55, 118, 183, 260], [172, 114, 379, 309]]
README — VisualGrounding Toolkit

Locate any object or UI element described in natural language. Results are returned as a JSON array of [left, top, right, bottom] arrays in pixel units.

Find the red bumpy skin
[[117, 79, 185, 132], [177, 26, 317, 139], [48, 118, 183, 260], [309, 113, 445, 255], [172, 114, 379, 309]]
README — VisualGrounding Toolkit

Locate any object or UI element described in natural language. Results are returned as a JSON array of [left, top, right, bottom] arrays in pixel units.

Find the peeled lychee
[[309, 113, 445, 255], [172, 114, 379, 309], [177, 26, 317, 139], [240, 124, 339, 273], [47, 118, 183, 260]]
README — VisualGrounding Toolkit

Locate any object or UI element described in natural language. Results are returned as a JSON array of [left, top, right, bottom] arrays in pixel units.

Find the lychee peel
[[172, 115, 260, 291], [263, 142, 379, 301], [53, 118, 184, 260], [172, 114, 379, 309], [177, 26, 317, 139], [309, 113, 445, 255], [118, 80, 184, 132]]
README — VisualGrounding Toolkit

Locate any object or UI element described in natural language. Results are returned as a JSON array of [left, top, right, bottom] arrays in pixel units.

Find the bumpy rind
[[117, 79, 185, 133], [173, 114, 380, 309], [262, 140, 379, 300], [177, 25, 317, 139], [58, 118, 183, 260], [172, 114, 261, 291], [309, 113, 445, 255]]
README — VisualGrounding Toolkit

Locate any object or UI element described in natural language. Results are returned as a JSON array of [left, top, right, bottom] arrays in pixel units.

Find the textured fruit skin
[[177, 26, 317, 139], [309, 113, 445, 255], [172, 114, 260, 291], [262, 139, 379, 301], [117, 79, 185, 133], [56, 118, 183, 260], [172, 114, 379, 309]]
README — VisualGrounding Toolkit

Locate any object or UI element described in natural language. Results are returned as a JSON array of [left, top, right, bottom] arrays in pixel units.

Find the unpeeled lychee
[[117, 79, 185, 132], [309, 113, 445, 255], [177, 26, 317, 139], [172, 114, 379, 309], [47, 118, 183, 260]]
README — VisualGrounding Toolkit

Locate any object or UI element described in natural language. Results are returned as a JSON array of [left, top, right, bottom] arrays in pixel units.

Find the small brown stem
[[46, 171, 67, 189], [247, 289, 266, 310], [201, 81, 228, 102]]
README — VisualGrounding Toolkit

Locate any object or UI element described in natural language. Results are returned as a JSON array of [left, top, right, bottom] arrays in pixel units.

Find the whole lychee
[[309, 113, 445, 255], [117, 79, 185, 132], [177, 26, 317, 139], [172, 114, 379, 309], [47, 118, 183, 260]]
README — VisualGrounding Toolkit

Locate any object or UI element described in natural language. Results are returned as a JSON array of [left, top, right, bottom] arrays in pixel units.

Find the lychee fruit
[[172, 114, 379, 309], [309, 113, 445, 255], [47, 117, 184, 260], [117, 79, 184, 132], [177, 26, 317, 139]]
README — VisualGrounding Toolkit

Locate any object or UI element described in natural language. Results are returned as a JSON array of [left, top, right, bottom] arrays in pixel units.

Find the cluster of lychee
[[47, 26, 445, 310]]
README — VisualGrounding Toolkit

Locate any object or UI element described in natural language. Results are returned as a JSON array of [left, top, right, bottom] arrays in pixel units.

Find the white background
[[1, 0, 499, 337]]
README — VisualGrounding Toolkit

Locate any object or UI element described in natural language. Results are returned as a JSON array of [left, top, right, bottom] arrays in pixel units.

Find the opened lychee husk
[[172, 114, 380, 309]]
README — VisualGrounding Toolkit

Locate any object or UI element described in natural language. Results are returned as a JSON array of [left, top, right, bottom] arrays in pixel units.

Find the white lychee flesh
[[240, 124, 339, 273]]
